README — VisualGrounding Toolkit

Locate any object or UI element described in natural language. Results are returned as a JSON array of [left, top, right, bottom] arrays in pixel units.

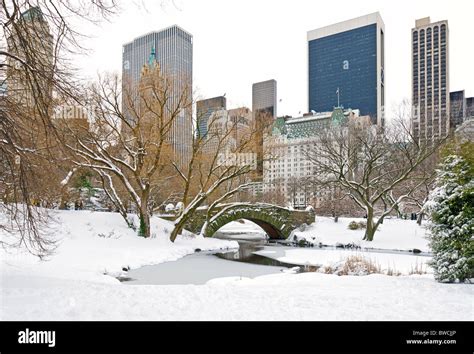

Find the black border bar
[[0, 321, 471, 353]]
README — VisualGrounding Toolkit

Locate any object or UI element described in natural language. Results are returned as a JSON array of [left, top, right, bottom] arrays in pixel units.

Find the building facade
[[450, 90, 466, 129], [263, 108, 366, 209], [411, 17, 450, 143], [196, 96, 227, 138], [466, 97, 474, 120], [307, 12, 385, 126], [252, 79, 277, 119], [122, 25, 193, 164], [252, 79, 277, 177], [203, 107, 253, 156], [7, 6, 53, 108]]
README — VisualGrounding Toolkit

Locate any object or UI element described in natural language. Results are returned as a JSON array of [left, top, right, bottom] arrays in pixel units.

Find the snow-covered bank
[[2, 210, 472, 321], [275, 249, 431, 274], [1, 210, 238, 284], [291, 217, 430, 252], [2, 272, 472, 320]]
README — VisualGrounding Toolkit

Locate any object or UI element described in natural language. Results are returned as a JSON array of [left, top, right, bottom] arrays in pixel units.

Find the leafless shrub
[[386, 266, 402, 277], [409, 260, 428, 275], [323, 255, 382, 276]]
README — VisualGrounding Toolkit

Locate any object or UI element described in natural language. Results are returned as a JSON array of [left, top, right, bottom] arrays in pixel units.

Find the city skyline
[[75, 1, 473, 119], [1, 0, 473, 332]]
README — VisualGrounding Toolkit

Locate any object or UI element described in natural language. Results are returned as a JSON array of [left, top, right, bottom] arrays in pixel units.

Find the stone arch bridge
[[181, 203, 315, 239]]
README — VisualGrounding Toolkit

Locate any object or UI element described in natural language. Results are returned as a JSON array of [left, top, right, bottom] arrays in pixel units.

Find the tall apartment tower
[[122, 25, 193, 164], [412, 17, 449, 143], [252, 79, 277, 119], [308, 12, 385, 126], [252, 79, 277, 177], [196, 96, 227, 138]]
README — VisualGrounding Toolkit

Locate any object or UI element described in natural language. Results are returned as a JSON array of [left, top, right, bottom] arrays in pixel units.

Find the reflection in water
[[215, 240, 297, 268]]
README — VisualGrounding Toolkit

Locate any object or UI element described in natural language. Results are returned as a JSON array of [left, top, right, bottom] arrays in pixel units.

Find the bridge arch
[[201, 204, 314, 239]]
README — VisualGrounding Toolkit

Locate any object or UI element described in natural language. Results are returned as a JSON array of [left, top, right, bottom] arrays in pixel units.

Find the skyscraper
[[411, 17, 449, 143], [307, 12, 385, 126], [252, 79, 277, 119], [122, 25, 193, 164], [252, 79, 277, 177], [202, 107, 252, 157], [196, 96, 227, 138]]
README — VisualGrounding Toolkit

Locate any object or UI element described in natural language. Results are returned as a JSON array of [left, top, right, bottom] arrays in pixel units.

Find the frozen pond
[[122, 236, 294, 285], [122, 221, 433, 285]]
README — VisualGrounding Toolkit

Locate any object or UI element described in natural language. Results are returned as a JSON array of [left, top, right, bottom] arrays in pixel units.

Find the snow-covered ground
[[230, 217, 433, 275], [1, 210, 472, 321], [0, 210, 238, 284], [2, 272, 472, 320], [291, 217, 430, 252]]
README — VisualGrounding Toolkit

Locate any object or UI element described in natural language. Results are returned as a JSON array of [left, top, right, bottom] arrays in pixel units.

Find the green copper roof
[[271, 107, 352, 140], [331, 107, 347, 126], [287, 119, 329, 139], [272, 117, 287, 135], [148, 45, 156, 67], [21, 6, 44, 22]]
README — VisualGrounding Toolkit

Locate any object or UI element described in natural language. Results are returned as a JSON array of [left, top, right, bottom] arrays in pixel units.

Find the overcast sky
[[78, 0, 474, 118]]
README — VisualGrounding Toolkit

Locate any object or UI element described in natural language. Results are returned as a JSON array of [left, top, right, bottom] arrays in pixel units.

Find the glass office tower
[[307, 12, 385, 126], [252, 79, 277, 119], [122, 25, 193, 164]]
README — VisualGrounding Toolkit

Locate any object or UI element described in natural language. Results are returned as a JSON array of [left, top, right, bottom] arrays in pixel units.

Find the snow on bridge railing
[[197, 202, 314, 213]]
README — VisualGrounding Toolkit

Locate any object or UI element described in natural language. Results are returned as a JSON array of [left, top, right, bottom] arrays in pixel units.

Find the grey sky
[[79, 0, 474, 118]]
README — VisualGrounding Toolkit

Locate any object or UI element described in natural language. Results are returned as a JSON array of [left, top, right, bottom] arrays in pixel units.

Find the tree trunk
[[138, 209, 150, 237], [200, 220, 209, 237], [417, 211, 424, 225], [363, 208, 375, 241], [138, 192, 150, 237], [170, 219, 184, 242], [170, 196, 207, 242]]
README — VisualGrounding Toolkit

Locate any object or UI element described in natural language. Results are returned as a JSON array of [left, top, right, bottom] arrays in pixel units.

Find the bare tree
[[396, 154, 439, 225], [307, 111, 443, 241], [0, 0, 117, 256], [261, 185, 287, 206], [170, 107, 259, 242], [313, 184, 352, 221], [66, 59, 192, 238]]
